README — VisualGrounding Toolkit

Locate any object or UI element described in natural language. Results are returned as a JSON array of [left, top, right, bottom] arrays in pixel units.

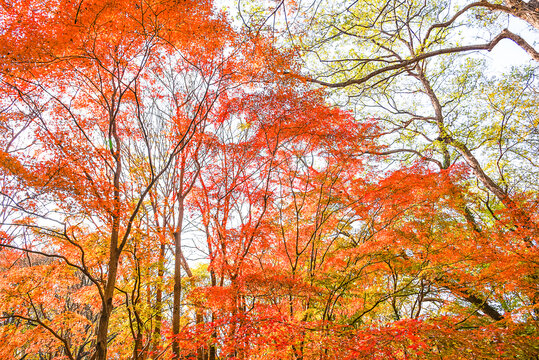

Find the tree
[[1, 0, 538, 358], [237, 0, 538, 356], [265, 0, 538, 227], [0, 0, 233, 358]]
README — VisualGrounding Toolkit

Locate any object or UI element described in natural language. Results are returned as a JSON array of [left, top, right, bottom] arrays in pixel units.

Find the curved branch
[[427, 0, 539, 32], [362, 149, 443, 169], [302, 29, 537, 89], [0, 314, 75, 360], [502, 29, 539, 61], [424, 1, 519, 42], [0, 244, 103, 298], [503, 0, 539, 30]]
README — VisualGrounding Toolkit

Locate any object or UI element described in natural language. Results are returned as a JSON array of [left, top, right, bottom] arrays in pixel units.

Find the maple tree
[[1, 0, 538, 359], [0, 0, 235, 358], [235, 0, 538, 358]]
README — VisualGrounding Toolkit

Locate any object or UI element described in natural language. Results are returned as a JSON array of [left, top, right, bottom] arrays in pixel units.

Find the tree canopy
[[0, 0, 537, 359]]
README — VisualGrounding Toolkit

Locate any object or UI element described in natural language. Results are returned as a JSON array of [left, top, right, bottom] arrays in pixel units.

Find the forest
[[0, 0, 537, 359]]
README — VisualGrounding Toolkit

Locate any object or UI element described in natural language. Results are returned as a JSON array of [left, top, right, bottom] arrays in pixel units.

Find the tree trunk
[[209, 270, 217, 360], [95, 128, 122, 360], [437, 277, 504, 321], [133, 313, 144, 360], [95, 246, 121, 360], [196, 310, 205, 360], [151, 243, 166, 355], [172, 199, 185, 358], [417, 64, 533, 231], [504, 0, 539, 30]]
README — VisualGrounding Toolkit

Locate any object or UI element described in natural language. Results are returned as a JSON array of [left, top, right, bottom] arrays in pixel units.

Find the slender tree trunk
[[196, 310, 205, 360], [414, 65, 450, 169], [95, 124, 122, 360], [133, 312, 144, 360], [179, 256, 205, 360], [95, 246, 121, 360], [172, 199, 185, 358], [209, 269, 217, 360], [151, 243, 166, 355]]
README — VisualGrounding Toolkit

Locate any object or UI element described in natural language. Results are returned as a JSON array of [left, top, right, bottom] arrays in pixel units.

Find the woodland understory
[[0, 0, 538, 359]]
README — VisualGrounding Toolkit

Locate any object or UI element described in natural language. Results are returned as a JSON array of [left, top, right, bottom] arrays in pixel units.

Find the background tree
[[0, 0, 233, 358], [235, 0, 538, 357]]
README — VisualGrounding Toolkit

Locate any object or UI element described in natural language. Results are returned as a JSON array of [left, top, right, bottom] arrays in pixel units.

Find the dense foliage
[[0, 0, 537, 359]]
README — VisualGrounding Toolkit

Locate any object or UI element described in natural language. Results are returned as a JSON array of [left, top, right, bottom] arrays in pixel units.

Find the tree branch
[[0, 314, 75, 360], [302, 30, 537, 89]]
